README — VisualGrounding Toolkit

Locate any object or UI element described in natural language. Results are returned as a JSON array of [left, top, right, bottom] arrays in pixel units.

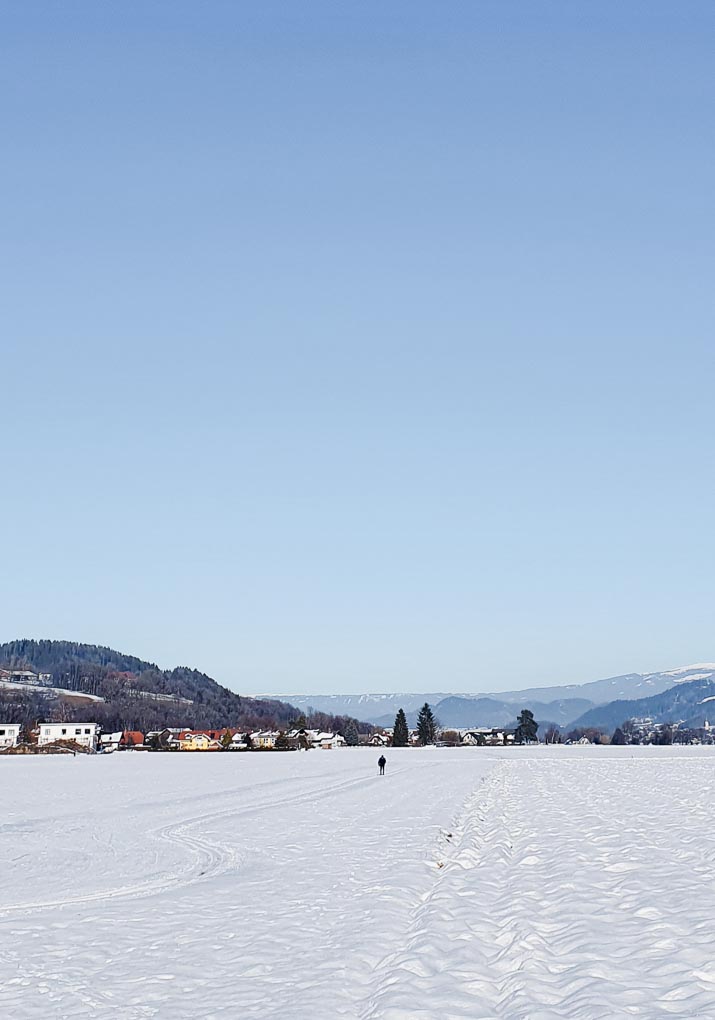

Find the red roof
[[120, 731, 144, 745]]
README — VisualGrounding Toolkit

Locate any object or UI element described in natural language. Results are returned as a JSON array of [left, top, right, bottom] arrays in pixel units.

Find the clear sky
[[3, 2, 714, 695]]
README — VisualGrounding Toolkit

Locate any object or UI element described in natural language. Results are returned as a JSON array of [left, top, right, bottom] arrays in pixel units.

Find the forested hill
[[569, 674, 715, 732], [0, 639, 368, 735], [0, 639, 160, 676]]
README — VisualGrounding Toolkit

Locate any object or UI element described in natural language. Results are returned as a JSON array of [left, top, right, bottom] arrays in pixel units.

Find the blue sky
[[2, 2, 714, 694]]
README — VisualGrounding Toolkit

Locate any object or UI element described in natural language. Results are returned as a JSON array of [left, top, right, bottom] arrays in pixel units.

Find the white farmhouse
[[38, 723, 99, 751], [0, 669, 52, 686], [0, 724, 21, 748], [316, 732, 345, 749], [99, 731, 123, 753]]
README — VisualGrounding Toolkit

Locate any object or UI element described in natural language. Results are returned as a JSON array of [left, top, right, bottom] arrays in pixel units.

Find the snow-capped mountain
[[263, 665, 715, 727], [570, 672, 715, 732]]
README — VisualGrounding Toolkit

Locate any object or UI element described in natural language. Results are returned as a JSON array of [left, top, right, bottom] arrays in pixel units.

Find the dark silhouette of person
[[378, 755, 386, 775]]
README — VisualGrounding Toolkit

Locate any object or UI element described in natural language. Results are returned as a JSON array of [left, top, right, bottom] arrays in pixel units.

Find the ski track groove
[[6, 752, 715, 1019], [0, 763, 422, 917], [361, 757, 715, 1019]]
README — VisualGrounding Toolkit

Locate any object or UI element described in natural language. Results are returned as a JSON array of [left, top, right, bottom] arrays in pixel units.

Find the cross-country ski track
[[2, 747, 715, 1018]]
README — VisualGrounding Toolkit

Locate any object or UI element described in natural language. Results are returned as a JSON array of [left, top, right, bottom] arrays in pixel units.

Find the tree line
[[387, 704, 540, 745]]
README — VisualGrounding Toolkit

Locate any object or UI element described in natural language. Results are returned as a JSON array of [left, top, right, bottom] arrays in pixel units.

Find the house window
[[44, 728, 50, 735], [61, 728, 67, 735], [0, 730, 5, 736], [85, 728, 91, 734]]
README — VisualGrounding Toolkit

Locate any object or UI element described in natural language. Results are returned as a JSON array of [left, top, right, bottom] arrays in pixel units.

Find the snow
[[668, 672, 715, 684], [0, 680, 104, 701], [662, 663, 715, 677], [2, 747, 715, 1018]]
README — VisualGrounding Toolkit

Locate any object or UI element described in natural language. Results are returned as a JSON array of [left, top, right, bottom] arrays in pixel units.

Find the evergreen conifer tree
[[417, 703, 436, 745], [344, 720, 359, 746], [392, 708, 409, 747], [515, 709, 538, 744]]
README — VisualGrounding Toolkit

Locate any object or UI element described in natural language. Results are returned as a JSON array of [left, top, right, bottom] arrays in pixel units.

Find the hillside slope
[[429, 695, 596, 730], [570, 675, 715, 732], [0, 640, 367, 735]]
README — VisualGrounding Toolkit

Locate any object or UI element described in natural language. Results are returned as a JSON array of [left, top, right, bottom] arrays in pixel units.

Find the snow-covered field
[[2, 747, 715, 1018]]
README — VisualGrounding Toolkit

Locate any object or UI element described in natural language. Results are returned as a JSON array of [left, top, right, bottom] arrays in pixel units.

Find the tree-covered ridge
[[0, 639, 370, 736], [0, 639, 159, 675], [568, 674, 715, 733]]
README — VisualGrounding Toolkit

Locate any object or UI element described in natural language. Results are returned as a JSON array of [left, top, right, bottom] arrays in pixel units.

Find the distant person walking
[[378, 755, 386, 775]]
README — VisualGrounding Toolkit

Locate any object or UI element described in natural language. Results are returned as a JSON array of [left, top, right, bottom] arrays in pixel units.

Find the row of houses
[[459, 728, 515, 746], [0, 720, 522, 754], [139, 727, 346, 752], [0, 723, 348, 753], [368, 727, 516, 747]]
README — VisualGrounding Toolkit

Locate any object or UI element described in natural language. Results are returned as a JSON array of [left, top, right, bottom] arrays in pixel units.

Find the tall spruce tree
[[344, 720, 359, 746], [417, 703, 436, 745], [515, 709, 538, 744], [392, 708, 409, 747]]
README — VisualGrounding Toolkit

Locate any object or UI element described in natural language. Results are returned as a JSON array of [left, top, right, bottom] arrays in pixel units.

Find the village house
[[287, 727, 311, 747], [145, 727, 183, 749], [37, 722, 99, 751], [100, 730, 145, 752], [251, 730, 278, 749], [100, 731, 122, 752], [367, 732, 390, 747], [287, 728, 345, 749], [315, 731, 345, 749], [177, 730, 223, 751], [0, 723, 21, 748], [0, 669, 53, 686], [460, 728, 513, 746], [120, 730, 144, 749]]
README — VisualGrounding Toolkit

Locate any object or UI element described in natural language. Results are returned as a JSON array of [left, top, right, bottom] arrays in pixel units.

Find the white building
[[38, 723, 99, 751], [99, 731, 123, 752], [0, 669, 52, 686], [310, 731, 344, 749], [251, 730, 278, 749], [287, 728, 346, 749], [0, 724, 21, 748], [460, 728, 512, 746]]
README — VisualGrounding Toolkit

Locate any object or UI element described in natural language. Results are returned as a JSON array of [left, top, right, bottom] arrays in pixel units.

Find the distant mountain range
[[267, 664, 715, 731]]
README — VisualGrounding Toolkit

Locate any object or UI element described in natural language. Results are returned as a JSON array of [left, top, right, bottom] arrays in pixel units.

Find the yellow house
[[178, 731, 218, 751]]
